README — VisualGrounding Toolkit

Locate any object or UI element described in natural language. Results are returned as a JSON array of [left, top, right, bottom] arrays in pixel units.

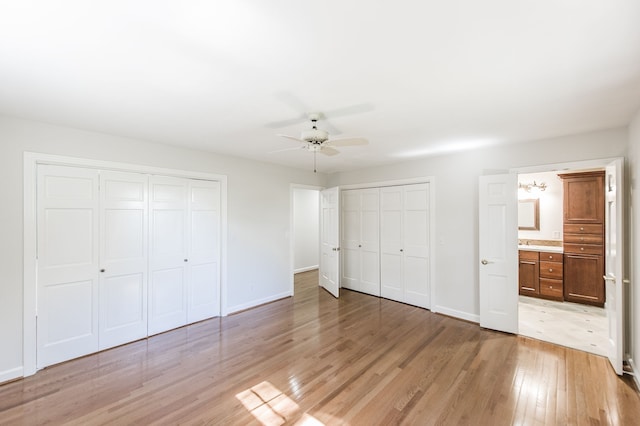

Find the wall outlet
[[552, 231, 561, 239]]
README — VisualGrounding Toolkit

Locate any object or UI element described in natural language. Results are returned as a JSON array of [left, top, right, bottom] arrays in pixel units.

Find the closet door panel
[[99, 171, 148, 350], [188, 180, 221, 322], [380, 187, 403, 302], [341, 191, 361, 290], [149, 177, 188, 335], [37, 165, 100, 368], [360, 189, 380, 296]]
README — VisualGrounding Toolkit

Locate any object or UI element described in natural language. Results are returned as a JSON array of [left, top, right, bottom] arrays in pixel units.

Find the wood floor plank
[[1, 269, 639, 425]]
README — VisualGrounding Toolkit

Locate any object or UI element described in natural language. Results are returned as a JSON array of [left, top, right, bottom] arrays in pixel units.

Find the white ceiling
[[1, 1, 639, 173]]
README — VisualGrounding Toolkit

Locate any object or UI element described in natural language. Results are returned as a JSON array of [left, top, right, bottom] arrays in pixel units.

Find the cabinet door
[[564, 254, 604, 306], [99, 171, 149, 350], [148, 176, 188, 335], [518, 258, 539, 295], [563, 173, 604, 223]]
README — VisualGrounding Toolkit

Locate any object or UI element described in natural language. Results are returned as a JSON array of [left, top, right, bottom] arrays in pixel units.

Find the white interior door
[[341, 190, 361, 291], [187, 179, 221, 323], [359, 189, 380, 296], [479, 174, 518, 333], [149, 176, 188, 335], [320, 187, 340, 297], [403, 184, 430, 308], [604, 158, 624, 375], [380, 186, 404, 302], [37, 165, 100, 368], [99, 171, 149, 350]]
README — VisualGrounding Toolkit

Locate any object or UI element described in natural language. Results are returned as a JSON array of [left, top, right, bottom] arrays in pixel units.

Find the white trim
[[0, 366, 24, 384], [627, 358, 640, 390], [23, 151, 229, 377], [294, 265, 319, 274], [510, 157, 619, 174], [340, 176, 435, 190], [435, 305, 480, 324], [226, 291, 292, 315]]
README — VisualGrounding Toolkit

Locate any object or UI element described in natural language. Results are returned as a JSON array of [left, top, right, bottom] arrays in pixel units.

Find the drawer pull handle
[[580, 227, 584, 231], [580, 247, 584, 251], [549, 256, 553, 259], [549, 268, 553, 272]]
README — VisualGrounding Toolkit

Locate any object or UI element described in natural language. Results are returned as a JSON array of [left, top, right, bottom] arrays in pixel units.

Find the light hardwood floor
[[1, 270, 639, 425]]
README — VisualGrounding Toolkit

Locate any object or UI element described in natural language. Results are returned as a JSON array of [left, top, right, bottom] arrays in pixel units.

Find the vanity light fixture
[[518, 181, 547, 193]]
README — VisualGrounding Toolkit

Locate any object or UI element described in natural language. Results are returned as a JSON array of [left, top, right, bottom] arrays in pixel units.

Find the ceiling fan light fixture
[[301, 128, 329, 143]]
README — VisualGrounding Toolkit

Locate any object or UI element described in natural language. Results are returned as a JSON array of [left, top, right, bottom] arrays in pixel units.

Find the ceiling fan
[[272, 113, 368, 172]]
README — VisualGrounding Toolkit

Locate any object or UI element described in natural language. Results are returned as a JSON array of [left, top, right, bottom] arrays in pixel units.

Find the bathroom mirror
[[518, 198, 540, 230]]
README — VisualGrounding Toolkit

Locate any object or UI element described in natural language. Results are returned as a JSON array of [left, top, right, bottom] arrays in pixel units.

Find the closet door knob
[[400, 249, 404, 252], [100, 269, 105, 273], [358, 244, 362, 248], [184, 259, 188, 262]]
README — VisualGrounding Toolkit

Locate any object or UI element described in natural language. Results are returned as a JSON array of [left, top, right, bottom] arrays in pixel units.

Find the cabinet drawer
[[564, 243, 603, 256], [540, 261, 563, 279], [540, 278, 563, 298], [564, 233, 603, 244], [519, 250, 539, 261], [539, 252, 562, 262], [564, 223, 603, 235]]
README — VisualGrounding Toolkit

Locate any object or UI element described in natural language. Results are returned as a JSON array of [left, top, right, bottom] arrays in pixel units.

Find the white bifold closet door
[[99, 171, 149, 350], [37, 165, 101, 368], [148, 177, 220, 335], [380, 183, 430, 308], [341, 188, 380, 296]]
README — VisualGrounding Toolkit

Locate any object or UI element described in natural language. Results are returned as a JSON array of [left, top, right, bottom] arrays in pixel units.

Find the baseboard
[[227, 291, 292, 315], [434, 305, 480, 324], [294, 265, 318, 274], [0, 366, 24, 384], [628, 358, 640, 391]]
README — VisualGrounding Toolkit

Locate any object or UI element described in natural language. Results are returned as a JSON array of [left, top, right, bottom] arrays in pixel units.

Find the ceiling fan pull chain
[[314, 149, 317, 173]]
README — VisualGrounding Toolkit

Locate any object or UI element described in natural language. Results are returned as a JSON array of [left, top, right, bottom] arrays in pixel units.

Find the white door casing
[[605, 158, 624, 375], [479, 174, 518, 334], [320, 187, 340, 298], [37, 165, 100, 368], [99, 171, 149, 350], [148, 176, 189, 335], [187, 179, 221, 322]]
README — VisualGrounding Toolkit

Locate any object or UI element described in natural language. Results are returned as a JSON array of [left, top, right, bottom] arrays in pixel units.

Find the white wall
[[0, 115, 325, 381], [327, 128, 628, 322], [628, 109, 640, 375], [293, 188, 319, 273], [517, 171, 563, 241]]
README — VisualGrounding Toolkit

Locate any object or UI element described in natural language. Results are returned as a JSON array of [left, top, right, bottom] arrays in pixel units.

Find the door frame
[[23, 152, 228, 377], [511, 156, 627, 365], [289, 184, 323, 295]]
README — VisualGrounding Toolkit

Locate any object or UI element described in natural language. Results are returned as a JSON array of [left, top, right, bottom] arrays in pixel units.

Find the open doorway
[[517, 169, 607, 356], [290, 185, 321, 295]]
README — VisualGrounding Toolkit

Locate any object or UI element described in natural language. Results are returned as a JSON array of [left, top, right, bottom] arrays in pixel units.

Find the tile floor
[[518, 296, 608, 356]]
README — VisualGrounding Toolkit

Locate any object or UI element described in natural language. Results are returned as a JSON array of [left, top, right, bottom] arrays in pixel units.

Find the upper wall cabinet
[[341, 188, 380, 296], [561, 171, 605, 224]]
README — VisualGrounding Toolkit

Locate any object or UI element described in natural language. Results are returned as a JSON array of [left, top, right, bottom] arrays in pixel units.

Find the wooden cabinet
[[519, 250, 563, 300], [518, 250, 539, 296], [559, 171, 605, 306], [539, 251, 563, 300]]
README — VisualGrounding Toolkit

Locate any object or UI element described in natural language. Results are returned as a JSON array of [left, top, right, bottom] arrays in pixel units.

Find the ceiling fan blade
[[319, 146, 340, 156], [327, 137, 368, 147], [277, 134, 305, 143], [269, 146, 306, 154], [274, 91, 313, 114], [265, 116, 308, 129], [324, 103, 375, 119]]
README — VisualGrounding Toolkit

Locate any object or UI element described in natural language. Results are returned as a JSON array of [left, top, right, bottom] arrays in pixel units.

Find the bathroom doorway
[[517, 169, 607, 356]]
